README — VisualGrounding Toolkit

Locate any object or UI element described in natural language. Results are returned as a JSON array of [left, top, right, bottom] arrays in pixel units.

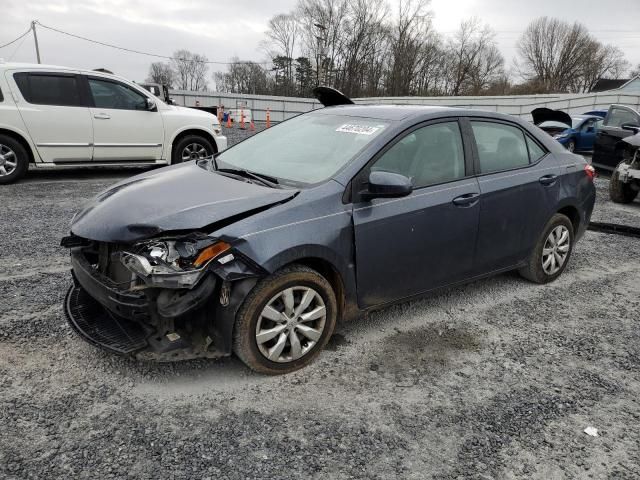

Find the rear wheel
[[0, 135, 29, 184], [171, 135, 214, 165], [519, 214, 574, 284], [233, 265, 337, 374], [609, 162, 638, 204]]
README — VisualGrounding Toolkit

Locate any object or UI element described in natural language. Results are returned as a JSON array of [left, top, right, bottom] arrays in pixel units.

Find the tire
[[519, 213, 574, 284], [566, 140, 576, 153], [609, 163, 638, 204], [171, 135, 214, 165], [0, 134, 29, 184], [233, 265, 338, 375]]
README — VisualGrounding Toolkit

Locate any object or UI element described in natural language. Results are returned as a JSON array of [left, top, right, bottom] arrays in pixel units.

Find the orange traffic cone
[[240, 109, 246, 130], [266, 108, 271, 128], [226, 114, 232, 128], [250, 118, 255, 131]]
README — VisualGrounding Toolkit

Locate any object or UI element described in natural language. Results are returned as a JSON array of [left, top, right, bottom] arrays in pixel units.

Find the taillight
[[584, 164, 596, 180]]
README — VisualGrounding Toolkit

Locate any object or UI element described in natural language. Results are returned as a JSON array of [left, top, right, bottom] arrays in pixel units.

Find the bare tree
[[385, 0, 434, 96], [264, 13, 299, 95], [213, 58, 272, 94], [147, 62, 175, 88], [170, 50, 209, 91], [445, 18, 504, 95], [574, 43, 629, 92], [631, 63, 640, 78], [517, 17, 595, 92]]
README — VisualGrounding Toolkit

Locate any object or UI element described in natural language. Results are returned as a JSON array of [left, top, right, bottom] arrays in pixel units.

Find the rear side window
[[471, 121, 530, 174], [13, 72, 83, 107], [604, 108, 640, 128], [526, 136, 546, 163], [88, 78, 148, 110]]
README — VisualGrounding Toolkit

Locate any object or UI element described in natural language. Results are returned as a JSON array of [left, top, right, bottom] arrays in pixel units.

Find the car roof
[[0, 61, 122, 79], [315, 104, 491, 121]]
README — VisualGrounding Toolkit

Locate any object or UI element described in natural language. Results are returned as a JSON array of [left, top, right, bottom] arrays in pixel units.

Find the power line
[[0, 26, 33, 49], [34, 21, 271, 66]]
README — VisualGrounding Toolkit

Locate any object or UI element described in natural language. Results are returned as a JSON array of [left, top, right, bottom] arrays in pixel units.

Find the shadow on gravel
[[370, 325, 480, 377]]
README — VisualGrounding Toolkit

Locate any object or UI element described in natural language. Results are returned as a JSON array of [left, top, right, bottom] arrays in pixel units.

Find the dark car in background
[[533, 108, 602, 152], [63, 91, 597, 374], [592, 104, 640, 171]]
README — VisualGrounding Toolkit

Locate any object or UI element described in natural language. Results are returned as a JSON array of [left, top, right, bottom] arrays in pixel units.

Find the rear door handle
[[452, 192, 480, 207], [539, 174, 557, 186], [94, 113, 111, 119]]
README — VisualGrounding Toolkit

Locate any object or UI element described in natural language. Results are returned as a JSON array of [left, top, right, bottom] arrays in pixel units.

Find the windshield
[[216, 113, 389, 185]]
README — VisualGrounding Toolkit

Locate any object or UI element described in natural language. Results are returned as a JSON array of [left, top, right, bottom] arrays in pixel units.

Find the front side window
[[605, 108, 639, 128], [88, 78, 148, 110], [472, 121, 530, 174], [216, 113, 389, 185], [372, 121, 465, 188], [13, 73, 83, 107]]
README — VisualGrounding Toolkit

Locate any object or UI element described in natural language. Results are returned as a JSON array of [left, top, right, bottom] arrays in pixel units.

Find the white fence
[[169, 89, 640, 122]]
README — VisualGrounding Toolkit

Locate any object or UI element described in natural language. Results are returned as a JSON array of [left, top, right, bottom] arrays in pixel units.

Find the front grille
[[65, 286, 148, 355]]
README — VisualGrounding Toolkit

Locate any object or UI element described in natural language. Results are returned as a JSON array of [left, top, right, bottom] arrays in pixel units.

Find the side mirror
[[167, 97, 176, 105], [362, 171, 413, 200], [621, 122, 640, 133], [146, 98, 157, 111], [586, 126, 595, 133]]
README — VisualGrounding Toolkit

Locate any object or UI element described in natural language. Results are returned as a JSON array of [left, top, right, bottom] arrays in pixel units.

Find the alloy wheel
[[0, 144, 18, 177], [541, 225, 570, 275], [255, 286, 327, 363], [181, 143, 209, 162]]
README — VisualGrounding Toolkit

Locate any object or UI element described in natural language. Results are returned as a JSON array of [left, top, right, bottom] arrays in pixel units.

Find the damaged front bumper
[[64, 240, 264, 361]]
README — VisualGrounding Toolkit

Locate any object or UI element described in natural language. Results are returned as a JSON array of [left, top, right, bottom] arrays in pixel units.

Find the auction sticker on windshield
[[336, 124, 383, 135]]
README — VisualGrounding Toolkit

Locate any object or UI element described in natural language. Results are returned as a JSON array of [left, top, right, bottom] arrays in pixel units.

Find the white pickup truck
[[0, 62, 227, 184]]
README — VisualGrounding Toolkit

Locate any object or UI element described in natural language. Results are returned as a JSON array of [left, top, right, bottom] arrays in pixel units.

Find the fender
[[0, 124, 41, 163]]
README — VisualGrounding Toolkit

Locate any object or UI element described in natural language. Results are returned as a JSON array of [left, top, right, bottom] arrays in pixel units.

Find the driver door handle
[[452, 192, 480, 207], [94, 113, 111, 119]]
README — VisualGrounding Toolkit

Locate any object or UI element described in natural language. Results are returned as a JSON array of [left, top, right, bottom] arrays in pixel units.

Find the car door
[[577, 118, 597, 151], [593, 106, 640, 170], [8, 71, 93, 162], [86, 76, 164, 161], [469, 119, 560, 274], [352, 119, 481, 308]]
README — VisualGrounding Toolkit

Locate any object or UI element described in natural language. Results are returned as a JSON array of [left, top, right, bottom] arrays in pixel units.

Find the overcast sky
[[2, 0, 639, 86]]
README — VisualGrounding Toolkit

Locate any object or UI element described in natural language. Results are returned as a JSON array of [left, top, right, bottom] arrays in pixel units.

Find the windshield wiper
[[216, 167, 280, 188]]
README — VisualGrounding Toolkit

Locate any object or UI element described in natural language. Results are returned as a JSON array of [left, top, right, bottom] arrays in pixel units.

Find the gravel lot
[[1, 131, 640, 479]]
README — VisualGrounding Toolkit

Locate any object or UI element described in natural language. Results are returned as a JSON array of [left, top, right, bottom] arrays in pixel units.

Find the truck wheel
[[171, 135, 214, 164], [609, 163, 638, 204], [519, 213, 574, 284], [0, 134, 29, 184], [233, 265, 337, 375]]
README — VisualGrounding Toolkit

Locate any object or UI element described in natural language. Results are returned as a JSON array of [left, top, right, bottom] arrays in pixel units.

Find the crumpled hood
[[71, 162, 298, 243]]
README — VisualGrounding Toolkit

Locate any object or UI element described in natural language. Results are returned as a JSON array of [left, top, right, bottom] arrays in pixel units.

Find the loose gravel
[[1, 132, 640, 479]]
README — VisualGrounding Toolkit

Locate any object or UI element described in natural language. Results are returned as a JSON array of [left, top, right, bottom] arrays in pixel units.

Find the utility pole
[[314, 23, 327, 86], [31, 20, 41, 64]]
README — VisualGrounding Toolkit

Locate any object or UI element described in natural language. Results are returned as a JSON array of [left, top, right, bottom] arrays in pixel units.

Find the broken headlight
[[120, 234, 231, 289]]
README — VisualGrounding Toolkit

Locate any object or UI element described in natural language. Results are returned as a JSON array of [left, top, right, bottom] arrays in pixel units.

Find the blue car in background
[[533, 108, 603, 153]]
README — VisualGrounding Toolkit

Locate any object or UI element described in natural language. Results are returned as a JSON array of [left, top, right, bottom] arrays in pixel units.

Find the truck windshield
[[216, 113, 389, 186]]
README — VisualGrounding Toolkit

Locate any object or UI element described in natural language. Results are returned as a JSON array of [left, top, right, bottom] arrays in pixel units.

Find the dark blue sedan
[[533, 108, 602, 152], [63, 90, 597, 374]]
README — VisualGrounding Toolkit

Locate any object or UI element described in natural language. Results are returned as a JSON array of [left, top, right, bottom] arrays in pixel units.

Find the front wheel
[[233, 265, 337, 374], [519, 214, 574, 284], [171, 135, 214, 165]]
